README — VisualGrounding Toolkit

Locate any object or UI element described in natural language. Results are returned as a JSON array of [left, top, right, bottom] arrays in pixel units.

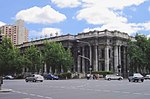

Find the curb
[[0, 89, 12, 92]]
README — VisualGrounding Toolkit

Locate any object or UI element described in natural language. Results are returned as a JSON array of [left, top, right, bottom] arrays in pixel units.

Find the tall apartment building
[[0, 19, 28, 45]]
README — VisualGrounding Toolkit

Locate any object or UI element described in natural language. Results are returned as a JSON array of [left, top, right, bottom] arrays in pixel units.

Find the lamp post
[[76, 40, 92, 74]]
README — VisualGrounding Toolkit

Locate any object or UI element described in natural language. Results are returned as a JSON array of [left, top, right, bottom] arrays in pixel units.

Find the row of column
[[77, 45, 127, 74]]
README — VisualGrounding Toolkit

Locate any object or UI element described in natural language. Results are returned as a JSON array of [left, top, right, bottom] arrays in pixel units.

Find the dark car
[[128, 73, 144, 82], [44, 74, 59, 80]]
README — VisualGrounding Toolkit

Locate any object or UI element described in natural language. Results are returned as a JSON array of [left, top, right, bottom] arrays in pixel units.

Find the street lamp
[[76, 40, 92, 74]]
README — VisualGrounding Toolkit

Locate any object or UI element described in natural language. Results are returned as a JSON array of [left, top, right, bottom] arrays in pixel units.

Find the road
[[1, 79, 150, 99]]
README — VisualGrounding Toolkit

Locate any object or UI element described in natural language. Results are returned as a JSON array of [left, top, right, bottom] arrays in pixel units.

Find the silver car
[[25, 74, 44, 82], [128, 73, 144, 82], [144, 74, 150, 80], [105, 74, 123, 80]]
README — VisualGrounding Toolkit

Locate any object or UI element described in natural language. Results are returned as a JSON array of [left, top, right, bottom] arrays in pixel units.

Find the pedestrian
[[86, 73, 91, 80], [93, 74, 97, 80]]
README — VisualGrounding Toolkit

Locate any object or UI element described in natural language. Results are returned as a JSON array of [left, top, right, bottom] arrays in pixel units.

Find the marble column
[[123, 46, 127, 77], [94, 45, 98, 71], [114, 45, 118, 73], [105, 46, 109, 71], [118, 46, 121, 66], [82, 47, 85, 73], [44, 63, 47, 73], [77, 56, 81, 73]]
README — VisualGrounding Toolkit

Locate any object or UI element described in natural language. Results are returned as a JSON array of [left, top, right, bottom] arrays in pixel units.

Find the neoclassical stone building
[[72, 29, 129, 77], [18, 29, 130, 77]]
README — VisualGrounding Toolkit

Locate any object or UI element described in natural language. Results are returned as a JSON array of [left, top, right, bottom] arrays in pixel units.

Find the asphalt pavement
[[0, 79, 150, 99]]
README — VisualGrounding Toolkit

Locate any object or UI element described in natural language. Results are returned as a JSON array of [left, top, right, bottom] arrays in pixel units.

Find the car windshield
[[134, 73, 143, 77]]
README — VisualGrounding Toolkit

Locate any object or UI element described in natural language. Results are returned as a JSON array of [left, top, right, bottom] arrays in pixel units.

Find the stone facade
[[17, 29, 130, 77], [72, 30, 129, 77]]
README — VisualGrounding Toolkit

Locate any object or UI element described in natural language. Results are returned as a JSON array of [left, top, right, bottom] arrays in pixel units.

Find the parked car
[[128, 73, 144, 82], [105, 74, 123, 80], [3, 75, 14, 80], [44, 74, 59, 80], [144, 74, 150, 80], [25, 74, 44, 82]]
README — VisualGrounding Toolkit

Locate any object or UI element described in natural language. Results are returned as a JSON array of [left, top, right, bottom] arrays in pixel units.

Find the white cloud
[[138, 22, 150, 31], [41, 28, 61, 36], [29, 27, 61, 40], [0, 21, 6, 26], [149, 6, 150, 11], [16, 5, 66, 24], [76, 0, 147, 34], [77, 7, 127, 25], [51, 0, 81, 8], [83, 21, 150, 35]]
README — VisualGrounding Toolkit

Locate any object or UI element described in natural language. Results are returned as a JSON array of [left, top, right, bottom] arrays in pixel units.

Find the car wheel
[[33, 80, 36, 82], [26, 80, 28, 82], [141, 79, 144, 82], [128, 79, 131, 82], [118, 78, 122, 80], [40, 80, 43, 82], [108, 78, 111, 81]]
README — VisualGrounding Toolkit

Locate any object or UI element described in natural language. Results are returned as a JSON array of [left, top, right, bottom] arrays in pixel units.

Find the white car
[[105, 74, 123, 80], [144, 74, 150, 80], [128, 73, 144, 82], [25, 74, 44, 82], [4, 75, 14, 80]]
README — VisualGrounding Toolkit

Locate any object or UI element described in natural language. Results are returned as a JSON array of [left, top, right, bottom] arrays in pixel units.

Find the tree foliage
[[0, 37, 22, 75], [0, 38, 73, 75], [43, 41, 73, 74], [128, 34, 150, 74], [23, 45, 43, 73]]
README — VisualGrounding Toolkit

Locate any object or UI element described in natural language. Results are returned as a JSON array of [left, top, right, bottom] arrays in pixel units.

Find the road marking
[[143, 93, 150, 96], [133, 93, 142, 95], [29, 94, 36, 96], [22, 92, 28, 95], [12, 90, 53, 99], [122, 91, 130, 94], [37, 95, 44, 98], [50, 85, 150, 97], [45, 96, 53, 99], [103, 90, 111, 92], [113, 91, 121, 93]]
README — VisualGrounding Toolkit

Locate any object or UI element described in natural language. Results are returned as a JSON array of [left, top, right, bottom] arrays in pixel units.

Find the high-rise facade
[[0, 19, 28, 45], [15, 19, 28, 44]]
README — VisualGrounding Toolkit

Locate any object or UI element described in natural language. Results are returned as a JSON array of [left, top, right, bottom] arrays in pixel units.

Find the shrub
[[57, 72, 72, 79]]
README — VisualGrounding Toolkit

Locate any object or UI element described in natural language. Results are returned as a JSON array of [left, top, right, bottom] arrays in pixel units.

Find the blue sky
[[0, 0, 150, 40]]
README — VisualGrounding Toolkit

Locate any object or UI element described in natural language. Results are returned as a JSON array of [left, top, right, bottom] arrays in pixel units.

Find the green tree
[[23, 45, 43, 73], [0, 37, 22, 75], [128, 34, 148, 74], [43, 41, 73, 74]]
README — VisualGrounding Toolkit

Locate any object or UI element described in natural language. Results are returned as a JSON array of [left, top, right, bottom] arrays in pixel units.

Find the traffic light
[[0, 35, 2, 44]]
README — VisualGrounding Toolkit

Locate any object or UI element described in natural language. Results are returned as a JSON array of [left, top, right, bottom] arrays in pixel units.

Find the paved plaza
[[1, 79, 150, 99]]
